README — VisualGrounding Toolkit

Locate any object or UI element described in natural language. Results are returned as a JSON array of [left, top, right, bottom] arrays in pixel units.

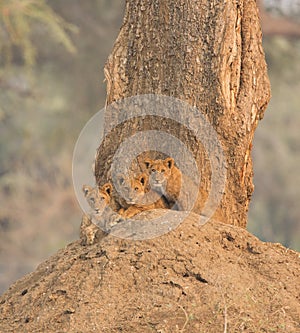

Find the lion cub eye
[[90, 198, 95, 203], [134, 187, 139, 191], [151, 169, 156, 173], [161, 169, 165, 173]]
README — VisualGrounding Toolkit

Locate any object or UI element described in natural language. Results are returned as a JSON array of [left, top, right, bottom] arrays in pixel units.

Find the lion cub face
[[144, 157, 174, 189], [82, 183, 112, 214], [118, 174, 148, 205]]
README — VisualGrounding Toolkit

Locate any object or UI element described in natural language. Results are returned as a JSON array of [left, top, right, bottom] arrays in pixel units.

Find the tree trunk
[[95, 0, 270, 228]]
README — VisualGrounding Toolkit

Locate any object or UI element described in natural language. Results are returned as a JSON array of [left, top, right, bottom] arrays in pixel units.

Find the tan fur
[[80, 214, 103, 246], [82, 183, 112, 213], [117, 173, 169, 218], [80, 183, 122, 245], [144, 157, 182, 209]]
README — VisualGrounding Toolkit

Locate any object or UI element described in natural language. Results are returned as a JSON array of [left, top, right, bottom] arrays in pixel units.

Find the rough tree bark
[[95, 0, 270, 228]]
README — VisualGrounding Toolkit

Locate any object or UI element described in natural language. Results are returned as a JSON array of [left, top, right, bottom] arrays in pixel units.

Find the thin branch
[[178, 304, 189, 333]]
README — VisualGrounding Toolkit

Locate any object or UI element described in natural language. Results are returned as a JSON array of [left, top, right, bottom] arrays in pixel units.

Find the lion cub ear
[[138, 173, 148, 187], [144, 158, 153, 170], [82, 185, 93, 197], [165, 157, 174, 169], [102, 183, 112, 196]]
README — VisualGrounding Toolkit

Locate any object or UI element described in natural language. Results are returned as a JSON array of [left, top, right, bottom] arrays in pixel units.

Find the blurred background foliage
[[0, 0, 299, 293], [0, 0, 78, 67]]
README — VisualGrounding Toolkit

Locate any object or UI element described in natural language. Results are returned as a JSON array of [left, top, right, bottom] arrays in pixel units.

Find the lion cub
[[144, 157, 182, 209], [117, 173, 169, 218], [80, 183, 121, 245]]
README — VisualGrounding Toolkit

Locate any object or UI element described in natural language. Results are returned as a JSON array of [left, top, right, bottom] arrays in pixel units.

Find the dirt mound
[[0, 213, 299, 333]]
